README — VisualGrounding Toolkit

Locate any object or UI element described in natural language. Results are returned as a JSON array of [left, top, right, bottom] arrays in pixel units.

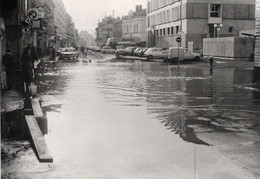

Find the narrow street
[[2, 53, 260, 179]]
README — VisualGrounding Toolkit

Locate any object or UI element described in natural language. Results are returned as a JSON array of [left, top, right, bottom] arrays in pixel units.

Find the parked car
[[143, 47, 163, 60], [123, 47, 137, 56], [89, 46, 101, 52], [133, 47, 143, 56], [115, 46, 125, 56], [139, 48, 148, 57], [168, 47, 201, 63], [94, 46, 101, 52], [101, 46, 116, 53], [158, 49, 169, 62], [59, 47, 79, 60]]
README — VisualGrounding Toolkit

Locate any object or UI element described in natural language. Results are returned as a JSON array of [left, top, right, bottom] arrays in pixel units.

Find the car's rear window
[[63, 48, 75, 52]]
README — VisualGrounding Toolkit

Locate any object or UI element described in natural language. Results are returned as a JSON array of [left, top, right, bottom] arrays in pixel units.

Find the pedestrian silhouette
[[209, 56, 214, 67], [2, 50, 15, 89]]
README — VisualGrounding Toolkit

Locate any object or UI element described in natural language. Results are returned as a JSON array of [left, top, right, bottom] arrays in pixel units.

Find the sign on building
[[28, 8, 45, 20], [28, 8, 39, 20], [37, 8, 45, 19], [32, 21, 41, 29]]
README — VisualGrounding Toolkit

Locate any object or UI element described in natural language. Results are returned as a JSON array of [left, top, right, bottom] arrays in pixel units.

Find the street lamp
[[214, 23, 223, 38]]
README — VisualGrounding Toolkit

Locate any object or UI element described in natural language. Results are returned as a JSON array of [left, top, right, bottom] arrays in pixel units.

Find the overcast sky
[[62, 0, 147, 37]]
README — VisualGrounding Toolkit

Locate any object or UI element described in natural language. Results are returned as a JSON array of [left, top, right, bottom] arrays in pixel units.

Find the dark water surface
[[2, 57, 260, 179]]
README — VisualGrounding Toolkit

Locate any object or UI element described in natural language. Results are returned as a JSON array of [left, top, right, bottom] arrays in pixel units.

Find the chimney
[[136, 5, 138, 12], [139, 5, 142, 11]]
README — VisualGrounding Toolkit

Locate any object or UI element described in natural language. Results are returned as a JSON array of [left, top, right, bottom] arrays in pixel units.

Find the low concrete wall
[[203, 37, 253, 59]]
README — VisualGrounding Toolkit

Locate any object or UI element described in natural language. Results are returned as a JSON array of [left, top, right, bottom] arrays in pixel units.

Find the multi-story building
[[36, 0, 55, 54], [0, 0, 56, 88], [147, 0, 255, 52], [254, 0, 260, 82], [122, 5, 147, 46], [96, 16, 122, 47], [53, 0, 75, 47]]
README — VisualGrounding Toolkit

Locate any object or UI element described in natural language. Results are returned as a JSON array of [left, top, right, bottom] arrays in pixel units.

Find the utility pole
[[176, 36, 182, 69]]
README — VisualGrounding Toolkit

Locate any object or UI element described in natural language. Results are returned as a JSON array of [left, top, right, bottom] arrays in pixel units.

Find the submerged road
[[2, 53, 260, 179]]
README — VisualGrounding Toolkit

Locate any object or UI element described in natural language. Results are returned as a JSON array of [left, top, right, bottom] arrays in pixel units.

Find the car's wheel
[[169, 58, 178, 64], [194, 56, 200, 61], [148, 55, 153, 60]]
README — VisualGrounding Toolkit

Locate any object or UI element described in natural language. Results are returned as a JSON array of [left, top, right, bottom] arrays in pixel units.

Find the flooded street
[[2, 55, 260, 179]]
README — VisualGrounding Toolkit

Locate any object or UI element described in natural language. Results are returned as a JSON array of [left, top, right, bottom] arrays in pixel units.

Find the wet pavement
[[2, 54, 260, 179]]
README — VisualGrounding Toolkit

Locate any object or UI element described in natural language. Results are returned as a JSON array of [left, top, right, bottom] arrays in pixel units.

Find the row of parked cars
[[116, 46, 201, 62], [88, 45, 201, 63]]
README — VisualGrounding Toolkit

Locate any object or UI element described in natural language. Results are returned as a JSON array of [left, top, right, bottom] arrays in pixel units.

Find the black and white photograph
[[1, 0, 260, 178]]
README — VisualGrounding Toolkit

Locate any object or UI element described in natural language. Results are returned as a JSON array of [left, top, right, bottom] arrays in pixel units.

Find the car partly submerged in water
[[59, 47, 79, 61]]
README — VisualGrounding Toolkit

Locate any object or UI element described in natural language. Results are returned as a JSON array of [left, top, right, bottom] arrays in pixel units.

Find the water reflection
[[96, 61, 260, 145]]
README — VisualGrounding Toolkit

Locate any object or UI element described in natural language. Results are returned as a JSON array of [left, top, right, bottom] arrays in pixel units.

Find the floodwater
[[2, 55, 260, 179]]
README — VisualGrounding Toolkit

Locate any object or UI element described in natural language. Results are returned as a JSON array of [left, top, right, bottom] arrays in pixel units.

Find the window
[[176, 26, 179, 34], [210, 4, 221, 17], [160, 29, 163, 36], [155, 30, 158, 37], [167, 27, 170, 35], [163, 28, 166, 36], [171, 27, 174, 35], [175, 7, 179, 20], [172, 8, 175, 20], [163, 11, 166, 23], [229, 26, 233, 33]]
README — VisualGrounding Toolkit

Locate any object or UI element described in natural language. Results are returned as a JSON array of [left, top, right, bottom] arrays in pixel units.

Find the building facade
[[37, 0, 55, 55], [96, 16, 122, 47], [53, 0, 75, 47], [122, 5, 147, 46], [147, 0, 255, 52], [0, 0, 56, 88]]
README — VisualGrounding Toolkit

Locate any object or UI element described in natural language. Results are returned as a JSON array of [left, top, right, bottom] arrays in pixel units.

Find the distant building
[[122, 5, 147, 46], [96, 16, 122, 47], [53, 0, 75, 47], [147, 0, 255, 52]]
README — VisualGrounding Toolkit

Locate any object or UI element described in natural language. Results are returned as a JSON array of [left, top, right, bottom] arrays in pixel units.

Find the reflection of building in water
[[253, 90, 260, 105], [144, 66, 213, 145], [145, 64, 258, 145], [254, 0, 260, 82]]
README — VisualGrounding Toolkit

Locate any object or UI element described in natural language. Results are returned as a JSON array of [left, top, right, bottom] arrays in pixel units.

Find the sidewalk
[[200, 57, 254, 69]]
